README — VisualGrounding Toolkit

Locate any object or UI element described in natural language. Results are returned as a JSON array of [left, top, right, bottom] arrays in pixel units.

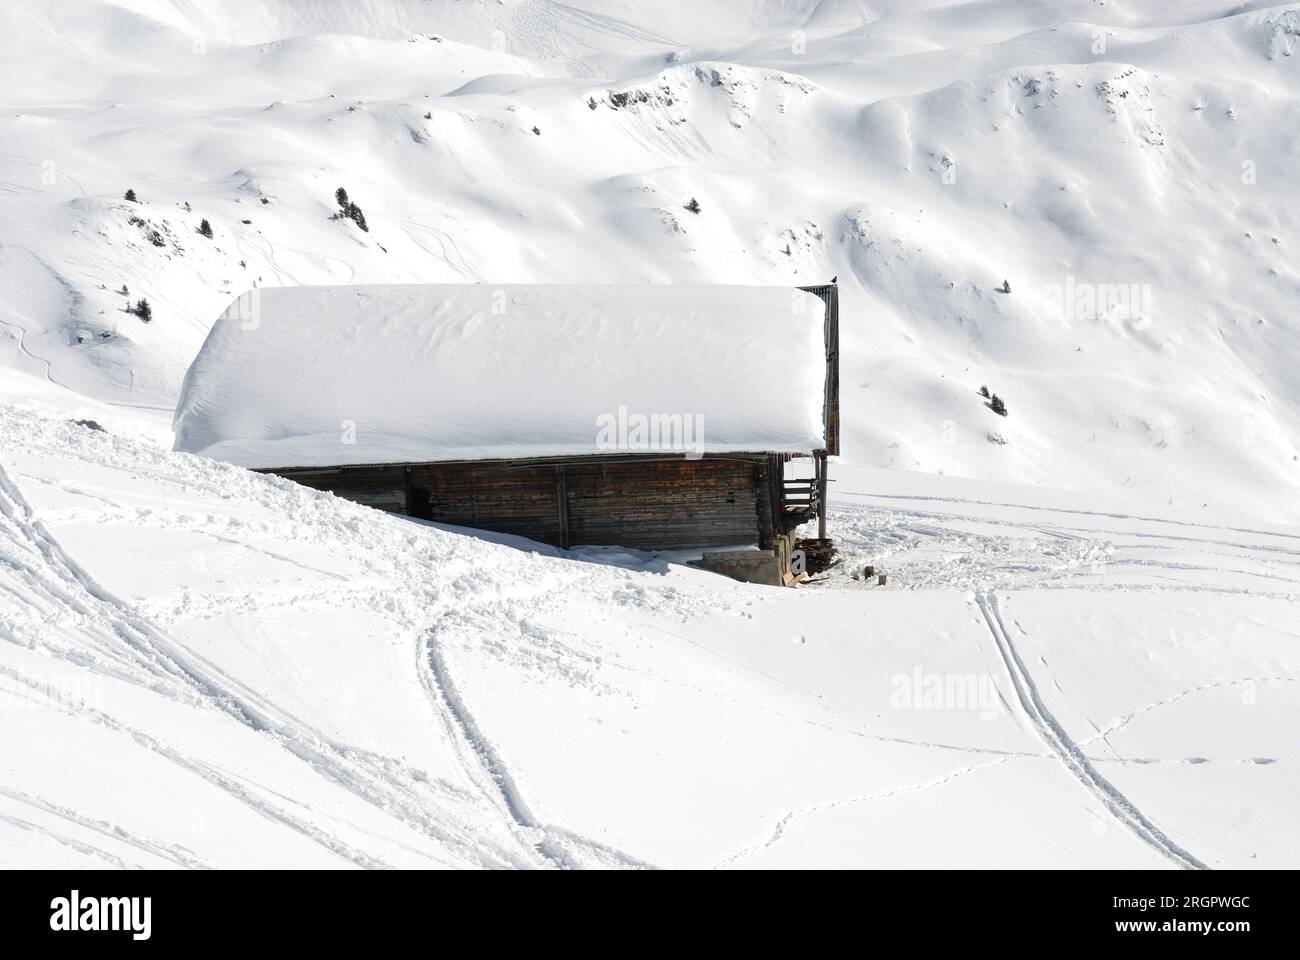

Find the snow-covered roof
[[174, 284, 828, 468]]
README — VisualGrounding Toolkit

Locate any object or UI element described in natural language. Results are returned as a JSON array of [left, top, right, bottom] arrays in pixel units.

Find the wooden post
[[555, 466, 570, 548], [823, 286, 839, 456], [796, 283, 840, 456], [756, 457, 776, 550], [816, 450, 828, 540]]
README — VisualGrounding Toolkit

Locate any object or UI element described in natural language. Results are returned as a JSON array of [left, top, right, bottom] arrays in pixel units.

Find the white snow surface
[[174, 284, 827, 467], [3, 0, 1300, 516], [2, 0, 1300, 869], [3, 402, 1298, 869]]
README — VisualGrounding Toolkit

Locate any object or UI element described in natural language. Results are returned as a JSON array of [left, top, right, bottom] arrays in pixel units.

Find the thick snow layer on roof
[[174, 284, 827, 468]]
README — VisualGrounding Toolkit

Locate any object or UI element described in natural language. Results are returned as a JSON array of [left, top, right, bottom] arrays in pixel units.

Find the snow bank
[[173, 284, 828, 468], [10, 404, 1300, 868]]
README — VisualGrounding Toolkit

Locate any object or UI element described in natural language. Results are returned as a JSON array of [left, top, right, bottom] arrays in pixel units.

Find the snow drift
[[173, 284, 827, 467]]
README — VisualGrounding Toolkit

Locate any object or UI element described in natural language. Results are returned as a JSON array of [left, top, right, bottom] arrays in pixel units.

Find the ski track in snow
[[843, 490, 1300, 549], [0, 455, 532, 869], [0, 784, 210, 869], [2, 0, 1299, 870], [974, 591, 1208, 870], [418, 621, 652, 869], [2, 415, 658, 869], [0, 809, 133, 869], [823, 493, 1300, 601], [392, 219, 484, 282], [0, 661, 395, 869], [4, 408, 1296, 867]]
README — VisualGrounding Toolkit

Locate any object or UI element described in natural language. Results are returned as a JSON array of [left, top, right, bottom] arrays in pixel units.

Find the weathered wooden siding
[[270, 454, 787, 551], [277, 466, 407, 513], [254, 282, 839, 552], [564, 459, 759, 549], [411, 461, 561, 544]]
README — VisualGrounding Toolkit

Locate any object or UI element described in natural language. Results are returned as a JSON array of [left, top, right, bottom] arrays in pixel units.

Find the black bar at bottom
[[0, 868, 1289, 948]]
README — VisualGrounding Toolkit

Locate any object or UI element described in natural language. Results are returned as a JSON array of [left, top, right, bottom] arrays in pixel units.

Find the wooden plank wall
[[273, 455, 782, 551], [411, 461, 560, 544], [277, 466, 407, 513], [565, 459, 759, 549], [261, 284, 835, 551]]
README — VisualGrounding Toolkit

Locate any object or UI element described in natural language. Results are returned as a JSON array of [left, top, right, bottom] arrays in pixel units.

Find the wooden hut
[[175, 283, 839, 582]]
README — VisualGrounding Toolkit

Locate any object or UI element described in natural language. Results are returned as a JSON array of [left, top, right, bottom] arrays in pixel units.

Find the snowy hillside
[[2, 0, 1299, 516], [4, 403, 1298, 868], [2, 1, 1299, 869]]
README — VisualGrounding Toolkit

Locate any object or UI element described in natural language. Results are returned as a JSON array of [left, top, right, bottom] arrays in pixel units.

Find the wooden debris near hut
[[796, 538, 840, 575]]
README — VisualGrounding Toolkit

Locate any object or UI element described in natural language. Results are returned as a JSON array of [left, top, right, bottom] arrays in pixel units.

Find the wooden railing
[[781, 479, 819, 513]]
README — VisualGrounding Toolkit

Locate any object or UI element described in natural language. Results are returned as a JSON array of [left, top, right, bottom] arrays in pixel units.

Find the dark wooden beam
[[555, 465, 571, 549], [798, 282, 840, 456], [816, 449, 828, 540]]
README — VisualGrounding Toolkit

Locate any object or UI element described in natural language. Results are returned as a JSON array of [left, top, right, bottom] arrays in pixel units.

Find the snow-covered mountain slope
[[3, 404, 1297, 868], [2, 0, 1299, 518], [2, 1, 1300, 870]]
